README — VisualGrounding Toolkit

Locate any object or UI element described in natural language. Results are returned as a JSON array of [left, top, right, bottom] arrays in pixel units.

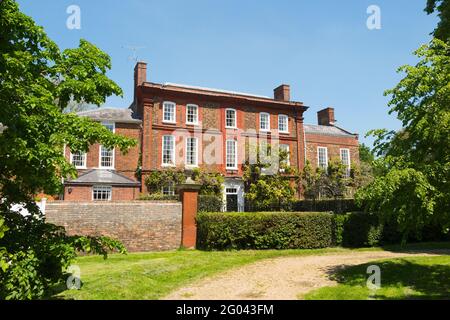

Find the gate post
[[177, 177, 202, 249]]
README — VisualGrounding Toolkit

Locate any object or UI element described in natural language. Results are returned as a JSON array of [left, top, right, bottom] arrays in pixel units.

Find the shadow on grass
[[323, 258, 450, 300]]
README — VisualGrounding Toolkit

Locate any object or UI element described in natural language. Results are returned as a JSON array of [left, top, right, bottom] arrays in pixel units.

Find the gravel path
[[164, 250, 449, 300]]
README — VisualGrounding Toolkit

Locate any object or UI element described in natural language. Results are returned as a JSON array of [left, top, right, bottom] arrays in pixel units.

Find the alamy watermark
[[66, 264, 81, 290], [366, 265, 381, 299], [66, 5, 81, 30], [367, 5, 381, 30]]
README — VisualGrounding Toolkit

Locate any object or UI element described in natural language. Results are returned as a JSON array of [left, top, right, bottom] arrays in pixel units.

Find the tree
[[357, 39, 450, 239], [425, 0, 450, 40], [0, 0, 135, 299], [243, 144, 296, 210], [359, 143, 375, 163]]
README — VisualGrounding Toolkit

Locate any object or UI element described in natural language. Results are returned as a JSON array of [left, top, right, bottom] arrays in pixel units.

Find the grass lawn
[[304, 255, 450, 300], [56, 242, 450, 300]]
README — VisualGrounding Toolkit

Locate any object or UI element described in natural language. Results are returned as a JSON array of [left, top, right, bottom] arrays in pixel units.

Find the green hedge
[[197, 211, 450, 250], [196, 211, 334, 250], [198, 195, 223, 213], [245, 199, 360, 214]]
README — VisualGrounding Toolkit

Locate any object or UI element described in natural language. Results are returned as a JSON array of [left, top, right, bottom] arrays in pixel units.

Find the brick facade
[[62, 62, 359, 203], [46, 201, 182, 251]]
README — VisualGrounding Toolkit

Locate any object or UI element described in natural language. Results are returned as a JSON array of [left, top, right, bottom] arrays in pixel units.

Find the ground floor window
[[93, 185, 112, 201], [162, 182, 175, 196]]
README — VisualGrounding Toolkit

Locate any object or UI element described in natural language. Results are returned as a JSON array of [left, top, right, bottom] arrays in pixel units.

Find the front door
[[226, 194, 238, 212]]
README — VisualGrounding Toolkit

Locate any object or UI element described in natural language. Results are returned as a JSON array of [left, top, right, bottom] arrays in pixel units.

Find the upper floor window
[[318, 147, 328, 169], [279, 144, 290, 166], [226, 139, 237, 170], [278, 114, 289, 133], [102, 121, 115, 133], [70, 151, 86, 169], [225, 108, 237, 128], [163, 101, 176, 123], [99, 146, 114, 168], [186, 137, 198, 167], [162, 135, 175, 166], [186, 104, 198, 125], [93, 185, 112, 201], [260, 113, 270, 131], [340, 148, 351, 177]]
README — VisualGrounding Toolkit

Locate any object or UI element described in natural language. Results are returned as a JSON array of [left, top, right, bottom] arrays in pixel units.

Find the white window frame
[[340, 148, 351, 176], [162, 182, 175, 196], [278, 114, 289, 133], [163, 101, 177, 124], [225, 108, 237, 129], [317, 146, 328, 169], [226, 139, 238, 170], [99, 145, 115, 169], [101, 121, 115, 133], [280, 144, 290, 166], [92, 185, 112, 201], [70, 151, 87, 169], [186, 104, 199, 125], [185, 137, 198, 167], [260, 112, 270, 132], [162, 135, 176, 166]]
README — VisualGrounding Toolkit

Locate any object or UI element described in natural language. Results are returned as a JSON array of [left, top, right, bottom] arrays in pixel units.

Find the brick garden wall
[[45, 201, 182, 252]]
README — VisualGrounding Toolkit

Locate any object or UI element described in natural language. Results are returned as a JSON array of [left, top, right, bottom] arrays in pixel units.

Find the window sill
[[162, 121, 177, 125]]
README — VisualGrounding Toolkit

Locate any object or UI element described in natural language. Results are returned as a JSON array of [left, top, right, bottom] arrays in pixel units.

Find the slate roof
[[77, 107, 141, 124], [65, 169, 141, 186], [304, 124, 357, 137]]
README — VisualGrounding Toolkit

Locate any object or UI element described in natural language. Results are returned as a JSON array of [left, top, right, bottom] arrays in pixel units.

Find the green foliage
[[359, 39, 450, 239], [196, 212, 334, 250], [359, 143, 375, 163], [0, 0, 136, 205], [138, 193, 178, 201], [198, 195, 224, 212], [425, 0, 450, 40], [333, 213, 382, 247], [144, 168, 185, 194], [191, 168, 224, 196], [0, 1, 131, 299], [0, 212, 126, 300], [243, 144, 296, 209]]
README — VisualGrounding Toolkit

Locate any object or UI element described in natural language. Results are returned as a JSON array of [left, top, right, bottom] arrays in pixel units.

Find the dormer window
[[163, 101, 176, 123]]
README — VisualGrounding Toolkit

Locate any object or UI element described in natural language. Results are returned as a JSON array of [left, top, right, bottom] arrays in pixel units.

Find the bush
[[198, 195, 223, 213], [333, 212, 383, 247], [196, 212, 334, 250], [245, 198, 360, 213], [138, 193, 178, 201]]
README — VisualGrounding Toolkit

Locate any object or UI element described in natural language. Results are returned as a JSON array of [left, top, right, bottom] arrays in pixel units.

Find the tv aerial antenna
[[122, 45, 146, 62]]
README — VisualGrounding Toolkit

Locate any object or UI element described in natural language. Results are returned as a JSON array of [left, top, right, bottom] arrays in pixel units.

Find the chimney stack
[[317, 107, 335, 126], [134, 61, 147, 101], [273, 84, 290, 101]]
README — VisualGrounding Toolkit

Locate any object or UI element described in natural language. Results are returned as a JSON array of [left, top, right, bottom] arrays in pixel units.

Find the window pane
[[100, 146, 114, 168], [280, 144, 290, 166], [186, 137, 197, 166], [162, 182, 175, 196], [93, 185, 112, 201], [279, 115, 288, 132], [163, 102, 175, 122], [260, 113, 270, 130], [318, 147, 328, 169], [162, 135, 174, 165], [226, 109, 236, 128], [187, 105, 198, 124], [340, 149, 351, 176], [226, 140, 237, 169], [71, 151, 86, 167]]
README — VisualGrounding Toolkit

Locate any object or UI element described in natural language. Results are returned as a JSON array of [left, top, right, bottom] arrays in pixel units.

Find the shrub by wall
[[196, 212, 334, 250], [198, 195, 223, 213], [245, 198, 360, 214]]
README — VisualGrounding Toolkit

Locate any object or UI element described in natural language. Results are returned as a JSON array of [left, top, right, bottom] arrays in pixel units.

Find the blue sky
[[17, 0, 437, 146]]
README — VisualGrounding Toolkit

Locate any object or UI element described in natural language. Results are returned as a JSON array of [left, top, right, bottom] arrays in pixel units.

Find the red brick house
[[63, 62, 359, 210]]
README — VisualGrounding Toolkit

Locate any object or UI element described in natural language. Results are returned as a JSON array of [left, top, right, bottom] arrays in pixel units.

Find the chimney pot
[[274, 84, 290, 101]]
